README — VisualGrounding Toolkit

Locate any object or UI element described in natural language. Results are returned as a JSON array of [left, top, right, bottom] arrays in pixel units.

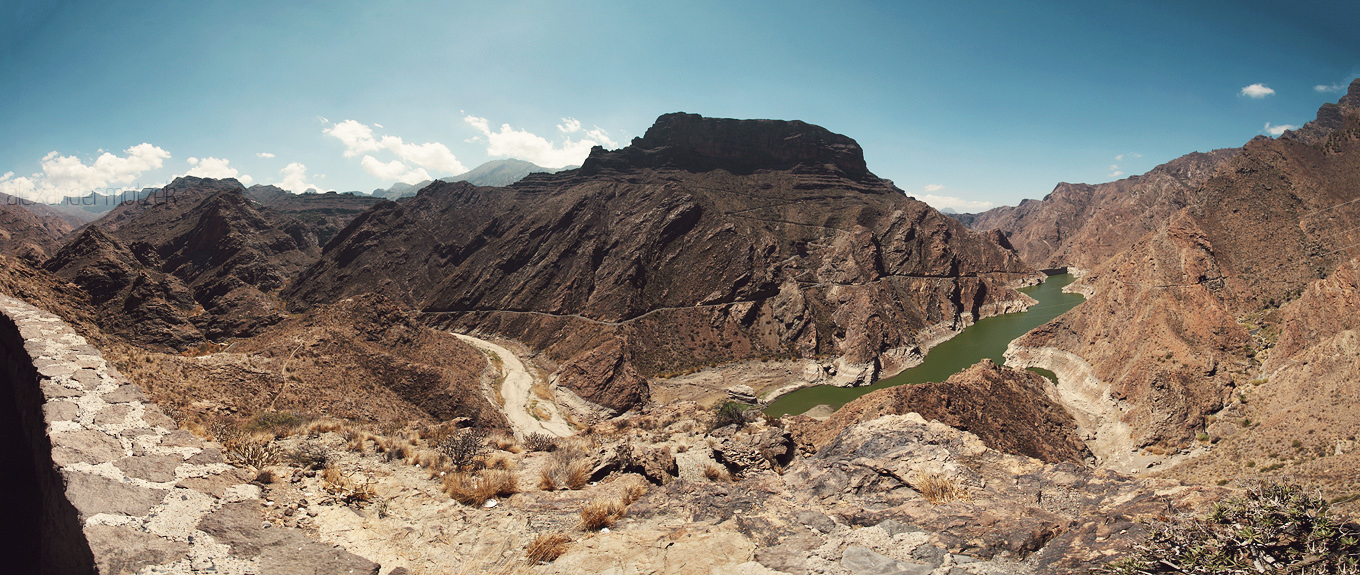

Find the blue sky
[[1, 0, 1355, 211]]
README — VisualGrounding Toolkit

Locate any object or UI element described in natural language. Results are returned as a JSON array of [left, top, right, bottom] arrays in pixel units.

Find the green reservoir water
[[762, 273, 1085, 418]]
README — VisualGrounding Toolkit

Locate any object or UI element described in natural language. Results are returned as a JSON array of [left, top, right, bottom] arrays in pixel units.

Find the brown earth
[[788, 360, 1091, 464], [1012, 79, 1360, 475], [957, 148, 1238, 271], [286, 113, 1037, 414], [112, 292, 504, 429], [0, 192, 79, 263]]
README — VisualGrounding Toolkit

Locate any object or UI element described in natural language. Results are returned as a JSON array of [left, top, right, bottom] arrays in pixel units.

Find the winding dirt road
[[452, 333, 572, 438]]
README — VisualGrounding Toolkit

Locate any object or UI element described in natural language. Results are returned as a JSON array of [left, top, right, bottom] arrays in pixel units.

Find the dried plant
[[526, 533, 573, 563], [438, 428, 489, 470], [915, 471, 968, 504], [1103, 482, 1360, 574], [539, 448, 591, 490], [444, 469, 519, 506], [578, 497, 626, 531], [522, 432, 558, 452], [703, 464, 730, 482], [487, 432, 522, 453]]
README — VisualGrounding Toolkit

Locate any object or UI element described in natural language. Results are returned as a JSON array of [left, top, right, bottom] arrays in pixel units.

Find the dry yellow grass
[[525, 533, 573, 564], [916, 471, 968, 503], [703, 464, 729, 482], [444, 469, 519, 506], [539, 450, 591, 490], [578, 497, 626, 531]]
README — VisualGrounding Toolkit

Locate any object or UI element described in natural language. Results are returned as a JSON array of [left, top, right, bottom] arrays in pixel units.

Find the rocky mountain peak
[[578, 112, 872, 181], [1282, 77, 1360, 144]]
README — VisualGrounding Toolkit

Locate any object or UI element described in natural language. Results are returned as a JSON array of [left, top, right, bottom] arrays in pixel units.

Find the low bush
[[711, 401, 750, 430], [523, 432, 558, 452], [1104, 482, 1360, 574], [438, 428, 489, 470]]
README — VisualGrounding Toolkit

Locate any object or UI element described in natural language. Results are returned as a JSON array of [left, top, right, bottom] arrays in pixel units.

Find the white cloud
[[275, 162, 324, 193], [360, 155, 430, 184], [464, 115, 619, 169], [1315, 82, 1346, 93], [904, 185, 993, 212], [1, 143, 172, 201], [1114, 154, 1123, 161], [1107, 164, 1125, 178], [256, 152, 275, 158], [1241, 83, 1275, 98], [185, 157, 253, 185], [1264, 122, 1298, 136], [325, 120, 466, 175]]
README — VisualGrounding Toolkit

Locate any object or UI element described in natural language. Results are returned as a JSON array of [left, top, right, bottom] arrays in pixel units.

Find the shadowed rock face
[[45, 176, 322, 348], [0, 192, 78, 264], [286, 113, 1036, 413]]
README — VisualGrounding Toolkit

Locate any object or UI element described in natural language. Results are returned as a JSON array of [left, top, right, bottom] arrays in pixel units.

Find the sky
[[1, 1, 1356, 211]]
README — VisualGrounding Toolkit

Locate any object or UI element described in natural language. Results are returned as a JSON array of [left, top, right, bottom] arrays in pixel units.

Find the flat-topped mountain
[[286, 113, 1037, 413]]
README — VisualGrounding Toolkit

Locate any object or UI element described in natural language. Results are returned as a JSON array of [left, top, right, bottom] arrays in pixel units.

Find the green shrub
[[711, 401, 750, 430], [1103, 482, 1360, 574]]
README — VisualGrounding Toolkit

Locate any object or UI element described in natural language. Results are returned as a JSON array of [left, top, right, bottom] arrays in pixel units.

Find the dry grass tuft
[[304, 419, 344, 437], [444, 469, 519, 506], [525, 533, 573, 564], [487, 432, 523, 453], [703, 464, 730, 482], [578, 497, 626, 531], [321, 464, 376, 505], [539, 449, 591, 490], [620, 478, 649, 504], [253, 469, 277, 484], [916, 471, 968, 504], [486, 452, 516, 471]]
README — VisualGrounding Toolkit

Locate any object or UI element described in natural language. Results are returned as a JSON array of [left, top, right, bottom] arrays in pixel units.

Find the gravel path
[[453, 333, 573, 438]]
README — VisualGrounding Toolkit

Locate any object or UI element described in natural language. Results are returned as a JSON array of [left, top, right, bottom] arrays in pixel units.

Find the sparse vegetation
[[526, 533, 573, 563], [438, 428, 490, 470], [578, 496, 626, 531], [711, 401, 750, 430], [916, 471, 968, 504], [539, 448, 591, 490], [286, 443, 330, 470], [522, 432, 558, 452], [443, 469, 519, 506], [1103, 482, 1360, 574], [703, 464, 730, 482]]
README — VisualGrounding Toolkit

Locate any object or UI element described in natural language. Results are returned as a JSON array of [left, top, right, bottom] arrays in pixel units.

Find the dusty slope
[[1010, 80, 1360, 476], [957, 148, 1238, 271], [287, 113, 1037, 414], [115, 293, 506, 429]]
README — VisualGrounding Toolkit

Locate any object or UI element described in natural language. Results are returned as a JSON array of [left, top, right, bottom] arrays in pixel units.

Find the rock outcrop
[[0, 294, 379, 574], [286, 113, 1038, 414], [957, 148, 1238, 271], [243, 185, 383, 247], [790, 360, 1091, 464]]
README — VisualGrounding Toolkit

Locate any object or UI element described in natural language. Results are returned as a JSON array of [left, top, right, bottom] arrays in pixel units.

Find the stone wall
[[0, 295, 379, 574]]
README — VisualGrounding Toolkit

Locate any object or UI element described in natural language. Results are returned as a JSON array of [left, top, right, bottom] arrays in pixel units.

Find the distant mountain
[[243, 185, 383, 246], [40, 188, 162, 225], [287, 112, 1036, 414], [369, 159, 573, 200], [0, 192, 81, 262]]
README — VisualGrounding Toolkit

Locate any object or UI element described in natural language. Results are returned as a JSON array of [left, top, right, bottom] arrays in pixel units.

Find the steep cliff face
[[961, 149, 1238, 270], [286, 113, 1037, 413], [1012, 80, 1360, 460], [45, 177, 322, 346]]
